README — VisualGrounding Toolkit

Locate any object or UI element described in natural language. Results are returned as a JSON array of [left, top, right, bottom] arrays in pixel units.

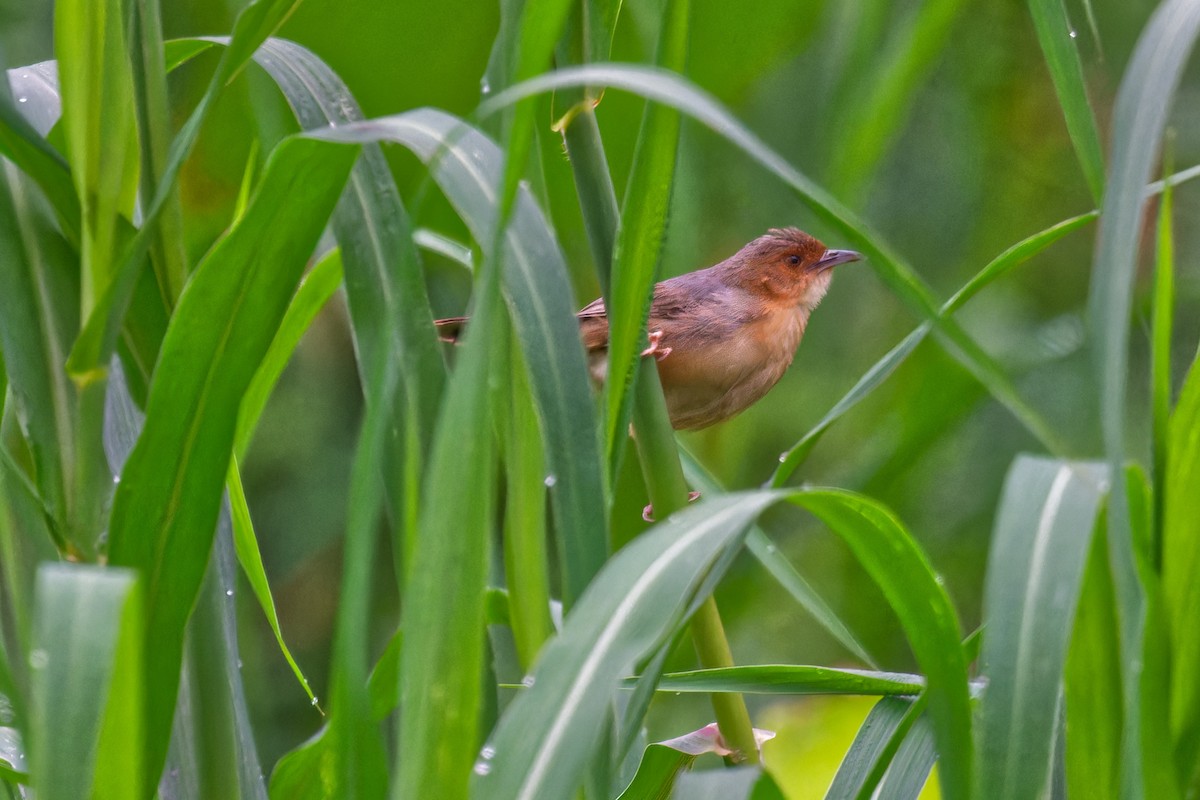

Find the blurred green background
[[2, 0, 1196, 795]]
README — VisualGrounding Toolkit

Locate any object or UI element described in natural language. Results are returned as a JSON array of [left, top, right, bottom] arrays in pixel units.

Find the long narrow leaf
[[0, 162, 77, 551], [976, 456, 1107, 800], [1026, 0, 1106, 202], [825, 696, 923, 800], [1164, 352, 1200, 773], [395, 205, 506, 800], [106, 134, 358, 785], [1087, 4, 1200, 796], [126, 0, 188, 302], [650, 665, 924, 696], [602, 0, 687, 475], [30, 564, 144, 800], [1064, 524, 1122, 800], [55, 0, 138, 312], [0, 64, 80, 247]]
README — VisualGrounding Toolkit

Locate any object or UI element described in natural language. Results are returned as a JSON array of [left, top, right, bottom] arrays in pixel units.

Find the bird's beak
[[812, 249, 863, 272]]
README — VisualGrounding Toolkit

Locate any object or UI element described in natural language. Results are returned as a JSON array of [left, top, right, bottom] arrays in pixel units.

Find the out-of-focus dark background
[[3, 0, 1197, 795]]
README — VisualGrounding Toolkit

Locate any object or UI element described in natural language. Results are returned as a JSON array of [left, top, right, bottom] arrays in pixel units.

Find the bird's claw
[[642, 491, 702, 522], [641, 330, 672, 362]]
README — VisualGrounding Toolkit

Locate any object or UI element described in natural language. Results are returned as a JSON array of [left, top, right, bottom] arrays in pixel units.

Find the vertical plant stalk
[[631, 361, 759, 765]]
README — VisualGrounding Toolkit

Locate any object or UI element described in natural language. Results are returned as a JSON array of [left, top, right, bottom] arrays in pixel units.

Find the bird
[[435, 227, 861, 431]]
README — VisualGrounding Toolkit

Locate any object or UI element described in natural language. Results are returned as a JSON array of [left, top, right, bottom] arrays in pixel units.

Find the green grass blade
[[0, 163, 77, 551], [976, 456, 1107, 800], [479, 65, 1067, 456], [322, 354, 394, 798], [30, 564, 144, 800], [106, 133, 358, 786], [1164, 351, 1200, 773], [226, 459, 317, 706], [1064, 524, 1122, 800], [825, 696, 923, 800], [126, 0, 187, 302], [1125, 465, 1179, 800], [601, 0, 687, 478], [267, 726, 330, 800], [503, 336, 553, 671], [54, 0, 137, 313], [325, 110, 608, 607], [105, 362, 270, 799], [395, 218, 506, 800], [649, 665, 924, 696], [1151, 164, 1174, 560], [875, 713, 937, 798], [0, 67, 80, 247], [178, 515, 273, 800], [1087, 4, 1200, 796], [1026, 0, 1106, 203]]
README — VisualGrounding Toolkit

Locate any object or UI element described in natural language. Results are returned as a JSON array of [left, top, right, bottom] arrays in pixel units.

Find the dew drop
[[113, 474, 121, 484], [543, 474, 557, 488], [1068, 28, 1078, 38], [765, 544, 777, 554], [311, 696, 320, 707], [778, 452, 788, 463], [480, 77, 491, 95], [225, 589, 234, 597], [480, 745, 496, 760], [521, 675, 535, 687], [17, 97, 27, 103], [473, 761, 492, 776], [29, 649, 48, 669]]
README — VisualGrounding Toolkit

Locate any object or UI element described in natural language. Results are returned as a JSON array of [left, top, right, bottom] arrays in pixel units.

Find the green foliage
[[0, 0, 1198, 798]]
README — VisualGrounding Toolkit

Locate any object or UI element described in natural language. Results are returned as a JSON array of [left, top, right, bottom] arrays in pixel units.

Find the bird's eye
[[787, 254, 801, 266]]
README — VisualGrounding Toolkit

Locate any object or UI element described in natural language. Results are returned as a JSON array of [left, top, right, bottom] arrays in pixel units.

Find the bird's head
[[727, 227, 862, 310]]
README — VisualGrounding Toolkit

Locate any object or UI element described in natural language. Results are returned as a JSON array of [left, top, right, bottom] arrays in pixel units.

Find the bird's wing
[[575, 273, 732, 353]]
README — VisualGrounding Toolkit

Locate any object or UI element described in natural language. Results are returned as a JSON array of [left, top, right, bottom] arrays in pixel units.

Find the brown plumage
[[435, 227, 861, 430]]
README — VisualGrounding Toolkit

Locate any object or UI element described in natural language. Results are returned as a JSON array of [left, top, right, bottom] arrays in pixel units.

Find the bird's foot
[[642, 491, 702, 523], [641, 330, 672, 362]]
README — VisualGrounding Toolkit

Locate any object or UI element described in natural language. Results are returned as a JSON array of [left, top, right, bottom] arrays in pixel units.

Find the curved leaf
[[976, 456, 1107, 800], [474, 488, 969, 800], [1026, 0, 1106, 202], [649, 665, 923, 696], [106, 133, 358, 785], [1087, 3, 1200, 795]]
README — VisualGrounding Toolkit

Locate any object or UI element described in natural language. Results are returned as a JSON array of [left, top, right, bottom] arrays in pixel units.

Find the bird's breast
[[657, 307, 809, 429]]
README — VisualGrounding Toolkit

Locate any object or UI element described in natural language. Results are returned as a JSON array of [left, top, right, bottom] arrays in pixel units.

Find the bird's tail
[[433, 316, 468, 343]]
